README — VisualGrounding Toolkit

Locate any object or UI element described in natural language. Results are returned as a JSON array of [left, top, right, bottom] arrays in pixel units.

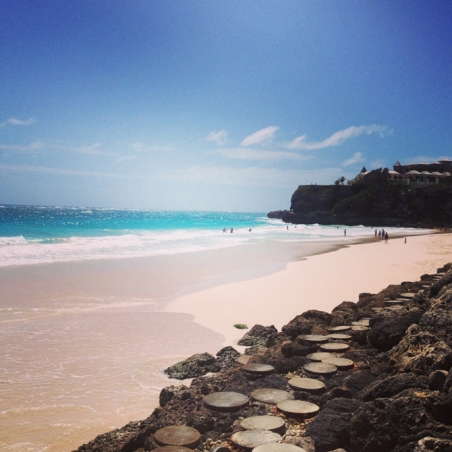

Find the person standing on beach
[[385, 232, 389, 243], [230, 227, 233, 233], [344, 229, 346, 236]]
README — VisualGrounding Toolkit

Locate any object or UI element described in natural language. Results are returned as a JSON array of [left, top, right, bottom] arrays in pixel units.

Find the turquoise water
[[0, 205, 430, 266]]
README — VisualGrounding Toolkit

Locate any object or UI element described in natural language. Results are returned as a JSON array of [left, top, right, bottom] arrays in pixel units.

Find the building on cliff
[[348, 158, 452, 186]]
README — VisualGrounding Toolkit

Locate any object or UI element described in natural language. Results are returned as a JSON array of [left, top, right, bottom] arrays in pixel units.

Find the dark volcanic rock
[[368, 308, 424, 351], [215, 346, 241, 369], [350, 392, 452, 452], [164, 353, 220, 379], [305, 398, 363, 452], [358, 373, 428, 402], [281, 310, 331, 339], [429, 370, 449, 392], [237, 324, 278, 347]]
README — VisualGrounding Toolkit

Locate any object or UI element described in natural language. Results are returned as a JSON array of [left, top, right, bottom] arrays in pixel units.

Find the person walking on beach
[[344, 229, 346, 236], [385, 232, 389, 243], [230, 227, 233, 233]]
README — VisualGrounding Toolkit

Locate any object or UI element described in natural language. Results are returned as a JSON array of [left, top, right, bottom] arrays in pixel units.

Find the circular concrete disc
[[327, 333, 352, 340], [399, 292, 415, 298], [253, 443, 307, 452], [154, 426, 201, 448], [297, 334, 329, 343], [351, 325, 370, 331], [276, 400, 320, 418], [154, 447, 194, 452], [288, 377, 325, 393], [321, 357, 354, 370], [327, 325, 351, 332], [240, 415, 285, 432], [203, 392, 249, 412], [320, 342, 350, 352], [351, 320, 369, 326], [231, 429, 281, 450], [303, 362, 337, 376], [251, 388, 294, 404], [306, 352, 334, 362], [241, 364, 275, 376], [371, 307, 383, 312], [237, 355, 253, 365]]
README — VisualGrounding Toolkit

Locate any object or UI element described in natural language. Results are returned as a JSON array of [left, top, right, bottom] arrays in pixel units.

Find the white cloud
[[130, 141, 172, 152], [206, 130, 227, 146], [285, 125, 389, 150], [0, 163, 128, 178], [151, 165, 342, 188], [241, 126, 279, 147], [0, 141, 45, 152], [342, 152, 364, 167], [218, 147, 306, 161], [0, 117, 37, 128], [116, 155, 137, 162]]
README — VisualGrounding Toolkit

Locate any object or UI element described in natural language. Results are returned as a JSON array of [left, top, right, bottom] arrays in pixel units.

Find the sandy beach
[[1, 232, 451, 452]]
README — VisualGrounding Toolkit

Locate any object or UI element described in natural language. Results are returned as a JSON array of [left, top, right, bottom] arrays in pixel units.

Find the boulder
[[429, 370, 449, 392], [215, 346, 241, 369], [164, 353, 220, 379], [238, 324, 278, 347], [282, 310, 331, 339]]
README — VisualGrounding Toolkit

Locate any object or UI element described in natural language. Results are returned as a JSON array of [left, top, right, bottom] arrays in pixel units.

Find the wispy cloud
[[76, 143, 115, 156], [130, 141, 172, 152], [116, 155, 137, 162], [342, 152, 364, 167], [218, 147, 306, 161], [206, 130, 227, 146], [152, 165, 342, 188], [0, 141, 45, 153], [241, 126, 279, 147], [0, 163, 128, 178], [0, 117, 36, 128], [285, 125, 389, 150]]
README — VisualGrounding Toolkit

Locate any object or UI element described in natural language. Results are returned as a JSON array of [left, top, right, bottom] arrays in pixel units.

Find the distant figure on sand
[[405, 237, 407, 244], [286, 225, 288, 230], [344, 229, 346, 236], [249, 228, 251, 232], [230, 227, 233, 233], [223, 227, 226, 233], [375, 230, 377, 238], [385, 232, 389, 243]]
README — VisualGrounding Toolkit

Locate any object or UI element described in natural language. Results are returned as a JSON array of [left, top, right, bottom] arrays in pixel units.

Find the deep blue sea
[[0, 205, 430, 267]]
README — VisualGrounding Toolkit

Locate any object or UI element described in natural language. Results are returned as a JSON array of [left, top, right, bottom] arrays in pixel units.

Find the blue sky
[[1, 0, 451, 212]]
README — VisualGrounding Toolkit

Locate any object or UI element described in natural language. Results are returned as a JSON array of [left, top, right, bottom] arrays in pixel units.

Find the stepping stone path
[[303, 361, 337, 376], [385, 306, 403, 311], [351, 324, 370, 330], [297, 334, 329, 344], [154, 426, 201, 449], [371, 307, 383, 312], [399, 293, 416, 299], [327, 333, 352, 340], [288, 376, 325, 393], [306, 352, 334, 362], [327, 325, 350, 332], [153, 447, 193, 452], [277, 399, 320, 418], [203, 392, 249, 412], [250, 388, 294, 404], [241, 363, 275, 377], [240, 415, 285, 433], [236, 355, 253, 365], [322, 357, 354, 370], [253, 443, 307, 452], [231, 430, 281, 450], [320, 342, 350, 352], [385, 300, 405, 306]]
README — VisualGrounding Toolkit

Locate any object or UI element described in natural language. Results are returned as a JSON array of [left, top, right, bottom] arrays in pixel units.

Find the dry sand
[[164, 233, 452, 347]]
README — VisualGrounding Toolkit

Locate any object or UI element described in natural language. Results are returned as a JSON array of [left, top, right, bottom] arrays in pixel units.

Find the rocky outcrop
[[76, 264, 452, 452]]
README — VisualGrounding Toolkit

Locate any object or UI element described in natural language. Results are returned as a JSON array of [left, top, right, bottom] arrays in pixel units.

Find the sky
[[1, 0, 452, 212]]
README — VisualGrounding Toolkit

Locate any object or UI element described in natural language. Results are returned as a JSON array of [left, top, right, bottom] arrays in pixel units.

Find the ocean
[[0, 205, 432, 452], [0, 205, 429, 267]]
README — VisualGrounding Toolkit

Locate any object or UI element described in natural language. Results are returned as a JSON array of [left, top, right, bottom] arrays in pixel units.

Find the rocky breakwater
[[76, 263, 452, 452]]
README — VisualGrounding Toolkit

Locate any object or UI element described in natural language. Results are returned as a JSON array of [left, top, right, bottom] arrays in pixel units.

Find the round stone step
[[203, 391, 249, 412], [241, 363, 275, 377], [288, 377, 325, 393], [297, 334, 329, 344], [327, 325, 351, 332], [371, 307, 383, 312], [303, 362, 337, 376], [236, 355, 253, 365], [351, 320, 369, 327], [153, 447, 194, 452], [253, 443, 307, 452], [351, 325, 370, 331], [321, 357, 354, 370], [327, 333, 352, 340], [385, 300, 405, 306], [154, 426, 201, 449], [240, 415, 285, 433], [231, 429, 281, 450], [250, 388, 294, 404], [276, 400, 320, 418], [320, 342, 350, 352], [399, 293, 415, 299], [306, 352, 334, 362]]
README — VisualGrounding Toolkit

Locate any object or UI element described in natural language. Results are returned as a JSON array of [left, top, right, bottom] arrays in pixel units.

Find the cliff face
[[271, 172, 452, 227]]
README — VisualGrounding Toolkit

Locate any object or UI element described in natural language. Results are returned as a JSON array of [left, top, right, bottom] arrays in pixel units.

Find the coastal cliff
[[75, 263, 452, 452], [268, 170, 452, 228]]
